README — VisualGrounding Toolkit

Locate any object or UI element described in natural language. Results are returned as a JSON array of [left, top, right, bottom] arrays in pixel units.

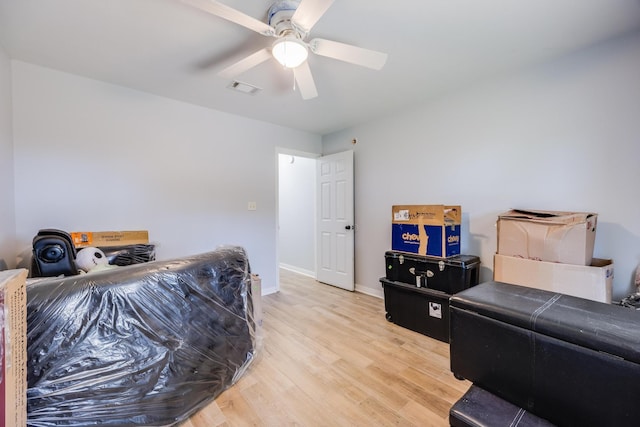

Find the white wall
[[0, 43, 16, 269], [11, 61, 322, 293], [323, 31, 640, 300], [278, 154, 316, 276]]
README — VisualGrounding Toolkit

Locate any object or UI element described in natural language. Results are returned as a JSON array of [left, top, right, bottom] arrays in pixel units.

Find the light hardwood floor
[[183, 269, 470, 427]]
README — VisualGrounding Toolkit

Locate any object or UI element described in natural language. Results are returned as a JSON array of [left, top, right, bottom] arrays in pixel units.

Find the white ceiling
[[1, 0, 639, 135]]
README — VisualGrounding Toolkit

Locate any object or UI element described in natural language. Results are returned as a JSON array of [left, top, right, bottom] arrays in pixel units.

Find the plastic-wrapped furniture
[[27, 246, 258, 426], [449, 281, 640, 427]]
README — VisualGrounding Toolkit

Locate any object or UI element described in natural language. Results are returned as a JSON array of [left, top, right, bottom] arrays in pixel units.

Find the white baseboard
[[261, 285, 278, 296], [279, 263, 315, 278], [355, 283, 383, 299], [278, 265, 383, 299]]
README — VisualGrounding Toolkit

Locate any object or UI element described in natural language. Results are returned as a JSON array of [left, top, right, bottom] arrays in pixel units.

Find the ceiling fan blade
[[180, 0, 275, 36], [309, 38, 388, 70], [291, 0, 335, 33], [293, 62, 318, 100], [218, 48, 272, 79]]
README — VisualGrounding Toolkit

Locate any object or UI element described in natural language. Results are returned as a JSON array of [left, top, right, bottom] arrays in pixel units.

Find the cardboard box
[[250, 274, 263, 350], [0, 269, 28, 427], [493, 254, 613, 303], [497, 209, 597, 265], [71, 230, 149, 248], [391, 205, 461, 257], [250, 274, 263, 328]]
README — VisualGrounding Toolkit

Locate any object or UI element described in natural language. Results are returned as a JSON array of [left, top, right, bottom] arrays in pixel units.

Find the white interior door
[[316, 150, 354, 291]]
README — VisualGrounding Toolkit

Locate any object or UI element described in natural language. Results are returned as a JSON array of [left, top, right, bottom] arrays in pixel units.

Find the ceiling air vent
[[227, 80, 261, 95]]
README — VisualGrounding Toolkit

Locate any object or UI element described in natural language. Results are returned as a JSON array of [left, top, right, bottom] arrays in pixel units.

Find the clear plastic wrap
[[99, 244, 157, 266], [26, 246, 258, 426]]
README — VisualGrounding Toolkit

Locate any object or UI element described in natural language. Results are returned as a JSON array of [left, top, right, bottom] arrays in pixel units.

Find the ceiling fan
[[180, 0, 388, 99]]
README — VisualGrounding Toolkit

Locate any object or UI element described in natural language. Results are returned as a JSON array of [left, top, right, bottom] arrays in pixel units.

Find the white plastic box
[[493, 254, 613, 303]]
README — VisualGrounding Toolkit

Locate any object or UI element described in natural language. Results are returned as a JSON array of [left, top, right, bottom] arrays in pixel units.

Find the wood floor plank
[[330, 357, 410, 412], [184, 401, 229, 427], [212, 386, 262, 427], [365, 363, 453, 417], [398, 399, 449, 427], [185, 269, 469, 426]]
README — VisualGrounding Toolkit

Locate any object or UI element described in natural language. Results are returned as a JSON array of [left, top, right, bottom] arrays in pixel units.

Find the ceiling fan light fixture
[[272, 37, 308, 68]]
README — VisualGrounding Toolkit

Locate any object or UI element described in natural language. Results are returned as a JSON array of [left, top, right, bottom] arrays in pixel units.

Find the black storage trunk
[[450, 282, 640, 427], [384, 251, 480, 294], [380, 278, 450, 342]]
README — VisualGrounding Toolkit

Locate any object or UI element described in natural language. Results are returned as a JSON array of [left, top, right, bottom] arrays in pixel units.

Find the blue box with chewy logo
[[391, 205, 461, 258]]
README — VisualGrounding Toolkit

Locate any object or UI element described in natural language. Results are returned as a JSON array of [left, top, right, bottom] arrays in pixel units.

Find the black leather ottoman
[[450, 385, 555, 427], [449, 281, 640, 427]]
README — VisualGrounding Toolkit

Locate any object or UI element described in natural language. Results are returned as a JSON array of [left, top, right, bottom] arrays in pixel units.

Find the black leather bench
[[450, 385, 555, 427], [449, 281, 640, 427]]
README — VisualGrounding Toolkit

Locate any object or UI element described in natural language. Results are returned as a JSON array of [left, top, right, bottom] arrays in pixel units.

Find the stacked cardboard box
[[70, 230, 149, 248], [391, 205, 461, 257], [494, 209, 613, 303], [0, 269, 27, 427]]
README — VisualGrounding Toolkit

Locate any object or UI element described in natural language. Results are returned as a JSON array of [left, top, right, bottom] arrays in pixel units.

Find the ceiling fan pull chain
[[293, 72, 297, 91]]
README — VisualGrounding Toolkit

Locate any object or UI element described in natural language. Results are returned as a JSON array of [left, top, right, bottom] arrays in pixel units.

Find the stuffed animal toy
[[75, 247, 117, 274]]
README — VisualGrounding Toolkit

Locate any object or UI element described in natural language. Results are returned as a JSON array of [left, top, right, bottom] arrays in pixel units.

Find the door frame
[[275, 147, 320, 293]]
